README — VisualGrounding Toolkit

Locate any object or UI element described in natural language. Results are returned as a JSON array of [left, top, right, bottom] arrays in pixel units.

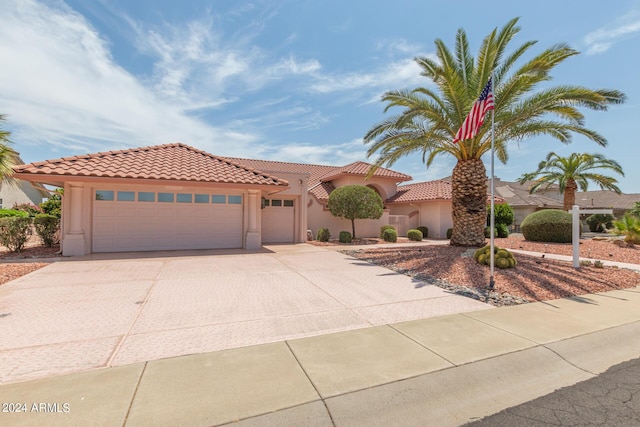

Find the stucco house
[[13, 143, 478, 256], [0, 156, 49, 209]]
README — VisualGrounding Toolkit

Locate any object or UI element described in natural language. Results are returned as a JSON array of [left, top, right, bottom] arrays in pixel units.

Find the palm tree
[[363, 18, 626, 246], [0, 115, 18, 182], [518, 152, 624, 211]]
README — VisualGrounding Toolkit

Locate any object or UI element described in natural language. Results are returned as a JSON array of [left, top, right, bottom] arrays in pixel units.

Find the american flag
[[453, 77, 494, 143]]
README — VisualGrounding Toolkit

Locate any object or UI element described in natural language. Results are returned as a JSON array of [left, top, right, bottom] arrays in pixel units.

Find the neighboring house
[[0, 156, 49, 209], [492, 178, 640, 230], [13, 142, 497, 256]]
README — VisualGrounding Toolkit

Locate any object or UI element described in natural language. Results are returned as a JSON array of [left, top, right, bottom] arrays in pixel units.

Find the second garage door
[[261, 198, 295, 243], [93, 190, 243, 252]]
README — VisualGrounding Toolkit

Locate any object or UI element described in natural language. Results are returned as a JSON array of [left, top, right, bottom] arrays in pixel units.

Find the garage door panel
[[262, 199, 294, 243], [93, 194, 244, 252]]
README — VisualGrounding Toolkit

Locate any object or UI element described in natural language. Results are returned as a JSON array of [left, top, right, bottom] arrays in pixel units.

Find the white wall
[[388, 200, 453, 239], [0, 180, 46, 208], [307, 196, 390, 239]]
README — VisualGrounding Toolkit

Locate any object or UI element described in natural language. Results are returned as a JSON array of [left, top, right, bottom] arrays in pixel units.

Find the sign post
[[571, 205, 613, 268]]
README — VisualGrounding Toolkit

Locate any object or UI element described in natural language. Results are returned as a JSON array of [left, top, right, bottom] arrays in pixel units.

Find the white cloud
[[583, 15, 640, 55], [309, 56, 428, 93], [256, 138, 367, 165], [0, 0, 259, 156]]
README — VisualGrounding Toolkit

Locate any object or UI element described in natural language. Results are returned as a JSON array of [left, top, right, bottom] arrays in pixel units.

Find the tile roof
[[226, 157, 412, 202], [576, 190, 640, 210], [387, 179, 505, 204], [13, 143, 289, 187]]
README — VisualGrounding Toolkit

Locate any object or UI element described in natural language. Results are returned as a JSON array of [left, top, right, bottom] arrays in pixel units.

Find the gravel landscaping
[[343, 235, 640, 306]]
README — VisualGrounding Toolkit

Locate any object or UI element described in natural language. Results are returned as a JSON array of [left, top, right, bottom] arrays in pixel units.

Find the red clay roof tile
[[14, 143, 289, 187]]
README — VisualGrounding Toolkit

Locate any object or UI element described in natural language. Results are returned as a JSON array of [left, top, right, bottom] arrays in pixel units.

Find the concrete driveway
[[0, 244, 491, 384]]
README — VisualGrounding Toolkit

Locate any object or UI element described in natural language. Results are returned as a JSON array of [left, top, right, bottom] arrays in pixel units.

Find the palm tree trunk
[[563, 179, 577, 211], [451, 158, 487, 247]]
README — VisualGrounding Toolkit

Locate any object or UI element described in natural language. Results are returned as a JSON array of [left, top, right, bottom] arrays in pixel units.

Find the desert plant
[[382, 228, 397, 243], [363, 18, 625, 247], [407, 229, 423, 241], [612, 214, 640, 244], [0, 209, 29, 218], [593, 260, 605, 268], [628, 202, 640, 218], [585, 214, 614, 233], [316, 228, 330, 242], [0, 217, 33, 252], [33, 214, 60, 247], [380, 225, 396, 238], [473, 245, 517, 268], [521, 209, 574, 243], [446, 228, 453, 239], [417, 226, 429, 238], [484, 227, 498, 238], [327, 185, 383, 238], [339, 231, 352, 244], [496, 223, 509, 238]]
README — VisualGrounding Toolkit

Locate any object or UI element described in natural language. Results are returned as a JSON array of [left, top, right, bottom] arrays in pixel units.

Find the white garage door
[[262, 198, 294, 243], [93, 190, 243, 252]]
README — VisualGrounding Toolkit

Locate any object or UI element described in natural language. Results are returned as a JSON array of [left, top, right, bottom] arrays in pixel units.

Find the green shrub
[[484, 227, 498, 238], [380, 225, 395, 238], [0, 217, 33, 252], [586, 214, 615, 232], [382, 228, 397, 243], [12, 203, 42, 217], [488, 204, 514, 227], [40, 198, 61, 218], [446, 228, 453, 239], [613, 214, 640, 244], [34, 214, 60, 247], [339, 231, 352, 243], [497, 223, 509, 238], [0, 209, 29, 218], [473, 245, 516, 268], [521, 209, 574, 243], [417, 226, 429, 238], [407, 229, 423, 241], [316, 228, 330, 242]]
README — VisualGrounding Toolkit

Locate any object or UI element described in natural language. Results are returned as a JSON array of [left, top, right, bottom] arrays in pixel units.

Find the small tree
[[327, 185, 383, 238], [487, 203, 514, 227]]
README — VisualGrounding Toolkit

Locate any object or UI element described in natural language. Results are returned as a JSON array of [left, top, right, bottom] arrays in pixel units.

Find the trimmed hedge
[[339, 231, 352, 243], [0, 209, 29, 218], [380, 225, 396, 238], [316, 228, 330, 242], [34, 214, 60, 247], [521, 209, 574, 243], [0, 217, 33, 252], [382, 228, 397, 243], [497, 223, 509, 238], [484, 227, 498, 238], [407, 229, 423, 241], [416, 226, 429, 239]]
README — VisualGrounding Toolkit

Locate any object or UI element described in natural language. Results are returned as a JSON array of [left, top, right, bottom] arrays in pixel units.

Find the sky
[[1, 0, 639, 193]]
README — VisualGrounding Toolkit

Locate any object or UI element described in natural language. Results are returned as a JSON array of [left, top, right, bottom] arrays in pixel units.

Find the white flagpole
[[489, 71, 496, 290]]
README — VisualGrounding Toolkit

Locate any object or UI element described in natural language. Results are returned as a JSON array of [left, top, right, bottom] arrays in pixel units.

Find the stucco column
[[245, 189, 260, 249], [63, 183, 88, 256]]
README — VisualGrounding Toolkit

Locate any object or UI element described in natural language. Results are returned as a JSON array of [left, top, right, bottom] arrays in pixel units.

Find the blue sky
[[1, 0, 639, 192]]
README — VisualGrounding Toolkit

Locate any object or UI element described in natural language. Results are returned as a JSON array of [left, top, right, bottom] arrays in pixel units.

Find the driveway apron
[[0, 244, 491, 384]]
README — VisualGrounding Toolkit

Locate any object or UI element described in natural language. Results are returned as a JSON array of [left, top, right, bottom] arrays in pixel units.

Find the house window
[[283, 200, 294, 207], [177, 193, 192, 203], [96, 190, 114, 201], [158, 192, 174, 203], [117, 191, 135, 202], [195, 194, 209, 203], [228, 195, 242, 204], [0, 198, 4, 209], [271, 199, 282, 207], [212, 195, 226, 204], [138, 192, 155, 202]]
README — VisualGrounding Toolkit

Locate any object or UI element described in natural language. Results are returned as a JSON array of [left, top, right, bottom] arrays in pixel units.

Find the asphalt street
[[465, 356, 640, 426]]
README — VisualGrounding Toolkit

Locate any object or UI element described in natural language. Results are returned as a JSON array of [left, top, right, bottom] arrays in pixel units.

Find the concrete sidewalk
[[0, 286, 638, 426]]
